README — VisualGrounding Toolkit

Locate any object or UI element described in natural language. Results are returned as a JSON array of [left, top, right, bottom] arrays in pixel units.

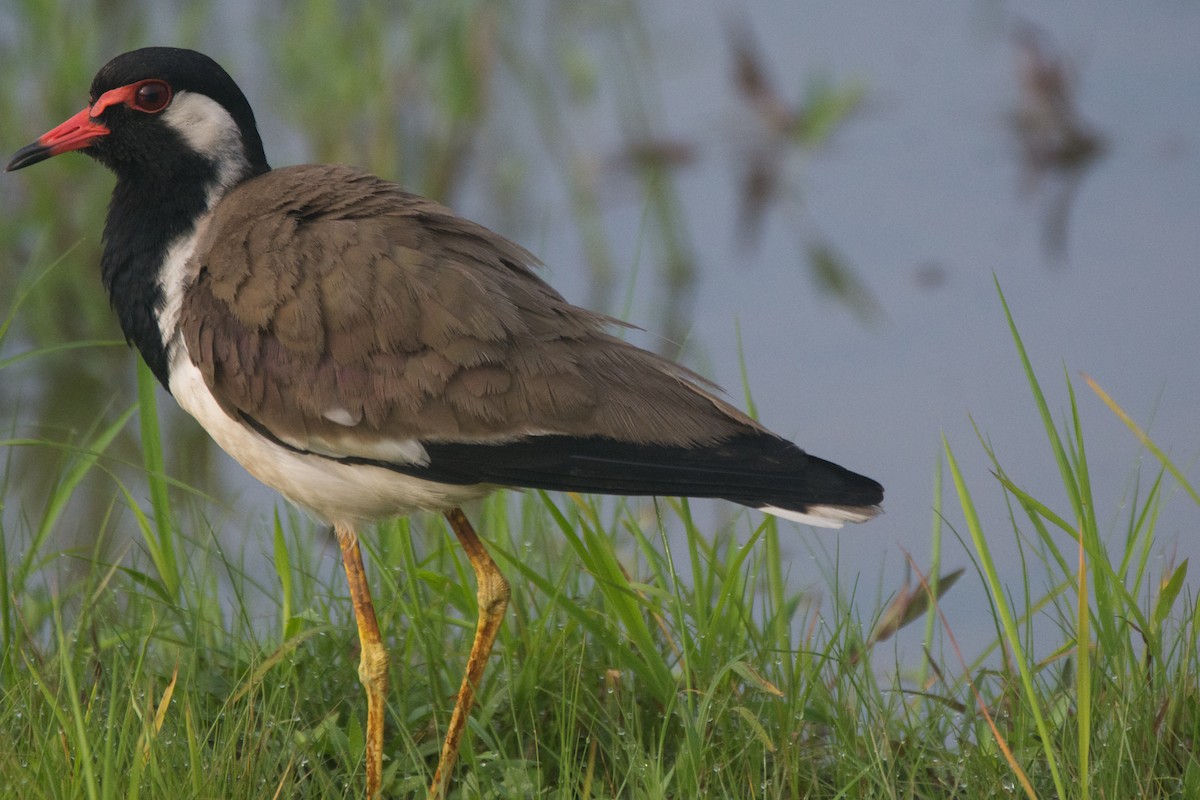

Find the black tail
[[393, 432, 884, 525]]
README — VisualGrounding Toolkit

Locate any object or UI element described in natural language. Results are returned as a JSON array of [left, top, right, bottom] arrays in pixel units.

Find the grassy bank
[[1, 296, 1197, 799]]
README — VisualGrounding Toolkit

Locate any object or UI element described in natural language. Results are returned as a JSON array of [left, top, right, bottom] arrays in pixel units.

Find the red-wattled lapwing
[[6, 47, 883, 799]]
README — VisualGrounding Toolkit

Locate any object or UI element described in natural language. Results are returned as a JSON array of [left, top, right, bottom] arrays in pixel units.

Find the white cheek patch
[[162, 91, 250, 192]]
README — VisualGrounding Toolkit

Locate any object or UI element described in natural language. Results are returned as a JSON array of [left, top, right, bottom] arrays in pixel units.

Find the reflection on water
[[1010, 21, 1105, 259], [725, 14, 877, 318]]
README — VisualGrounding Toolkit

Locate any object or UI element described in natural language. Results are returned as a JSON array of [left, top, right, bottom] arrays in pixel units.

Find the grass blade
[[136, 359, 179, 599], [944, 436, 1064, 799]]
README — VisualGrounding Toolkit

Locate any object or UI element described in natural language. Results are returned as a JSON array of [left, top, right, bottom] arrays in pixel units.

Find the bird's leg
[[334, 522, 389, 800], [429, 508, 511, 799]]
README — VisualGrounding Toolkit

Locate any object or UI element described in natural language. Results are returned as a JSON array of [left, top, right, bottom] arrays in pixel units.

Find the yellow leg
[[335, 522, 389, 800], [429, 508, 511, 799]]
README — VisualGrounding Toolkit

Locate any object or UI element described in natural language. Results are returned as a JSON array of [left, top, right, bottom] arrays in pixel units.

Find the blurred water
[[4, 1, 1199, 663], [607, 0, 1200, 655]]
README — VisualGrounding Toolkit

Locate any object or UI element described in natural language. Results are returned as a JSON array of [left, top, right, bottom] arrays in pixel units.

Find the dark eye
[[132, 80, 172, 113]]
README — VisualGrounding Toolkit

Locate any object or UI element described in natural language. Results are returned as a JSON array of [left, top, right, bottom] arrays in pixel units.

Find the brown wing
[[179, 164, 761, 463]]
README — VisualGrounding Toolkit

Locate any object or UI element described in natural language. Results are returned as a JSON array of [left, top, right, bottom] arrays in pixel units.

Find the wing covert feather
[[179, 165, 761, 461]]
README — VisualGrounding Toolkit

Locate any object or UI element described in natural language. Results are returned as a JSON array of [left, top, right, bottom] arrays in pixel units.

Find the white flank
[[155, 226, 203, 354], [759, 504, 879, 529], [168, 346, 490, 525], [303, 429, 432, 467], [307, 406, 432, 465]]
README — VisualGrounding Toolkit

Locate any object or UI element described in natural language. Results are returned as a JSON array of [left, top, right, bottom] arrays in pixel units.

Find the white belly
[[167, 346, 491, 525]]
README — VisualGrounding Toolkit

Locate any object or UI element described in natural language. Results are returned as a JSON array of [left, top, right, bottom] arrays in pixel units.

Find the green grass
[[2, 288, 1199, 799]]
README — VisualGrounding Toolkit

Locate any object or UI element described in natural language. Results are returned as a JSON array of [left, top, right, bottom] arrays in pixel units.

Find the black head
[[5, 47, 269, 185], [5, 49, 275, 390]]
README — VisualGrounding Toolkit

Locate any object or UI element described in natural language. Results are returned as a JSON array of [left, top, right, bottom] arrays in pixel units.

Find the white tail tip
[[760, 504, 881, 529]]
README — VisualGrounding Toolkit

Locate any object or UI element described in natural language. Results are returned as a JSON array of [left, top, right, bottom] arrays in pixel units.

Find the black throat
[[100, 159, 215, 390]]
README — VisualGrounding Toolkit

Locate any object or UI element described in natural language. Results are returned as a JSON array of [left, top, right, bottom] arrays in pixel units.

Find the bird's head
[[6, 47, 269, 188]]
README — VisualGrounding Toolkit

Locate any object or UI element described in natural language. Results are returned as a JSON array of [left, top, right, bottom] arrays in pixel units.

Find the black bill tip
[[5, 142, 53, 172]]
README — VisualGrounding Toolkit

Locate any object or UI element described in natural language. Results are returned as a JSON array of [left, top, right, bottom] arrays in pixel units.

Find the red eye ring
[[131, 79, 172, 113]]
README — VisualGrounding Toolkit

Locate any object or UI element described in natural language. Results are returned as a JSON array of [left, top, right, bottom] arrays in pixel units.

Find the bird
[[6, 47, 883, 799]]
